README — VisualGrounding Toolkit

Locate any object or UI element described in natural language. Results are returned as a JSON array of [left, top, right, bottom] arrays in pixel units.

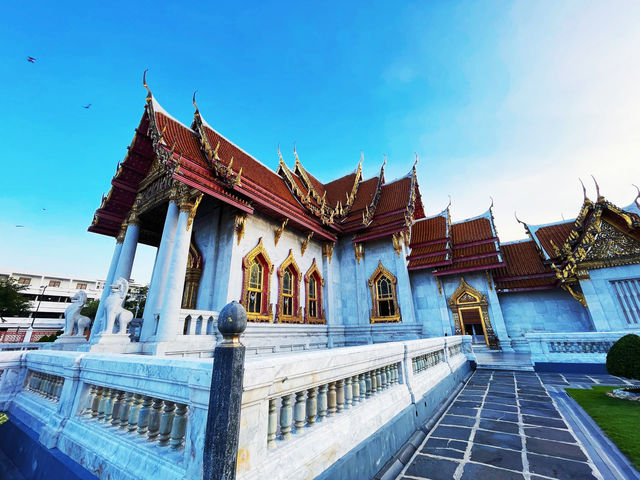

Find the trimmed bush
[[606, 334, 640, 380]]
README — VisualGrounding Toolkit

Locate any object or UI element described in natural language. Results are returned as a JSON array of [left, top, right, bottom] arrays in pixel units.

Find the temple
[[86, 81, 640, 358]]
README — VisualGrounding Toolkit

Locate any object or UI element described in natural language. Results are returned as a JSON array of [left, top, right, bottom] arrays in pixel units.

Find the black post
[[203, 301, 247, 480]]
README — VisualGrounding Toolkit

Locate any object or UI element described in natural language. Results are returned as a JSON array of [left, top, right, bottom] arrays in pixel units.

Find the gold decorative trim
[[235, 213, 247, 246], [277, 250, 302, 324], [368, 261, 401, 323], [354, 242, 365, 264], [182, 239, 203, 309], [322, 242, 334, 263], [301, 232, 314, 256], [304, 259, 326, 324], [274, 219, 288, 246], [392, 232, 403, 258], [186, 193, 203, 231], [447, 277, 499, 349], [485, 271, 493, 291], [241, 238, 274, 322]]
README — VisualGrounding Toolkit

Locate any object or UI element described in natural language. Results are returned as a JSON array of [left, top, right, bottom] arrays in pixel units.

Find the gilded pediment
[[581, 220, 640, 269]]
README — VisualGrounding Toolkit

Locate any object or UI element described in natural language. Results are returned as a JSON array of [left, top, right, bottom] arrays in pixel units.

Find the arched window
[[241, 238, 273, 322], [304, 259, 325, 324], [368, 261, 401, 323], [277, 250, 301, 323]]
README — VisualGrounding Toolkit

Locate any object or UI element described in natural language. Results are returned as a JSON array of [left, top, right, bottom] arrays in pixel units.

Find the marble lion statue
[[103, 277, 134, 335], [64, 290, 92, 336]]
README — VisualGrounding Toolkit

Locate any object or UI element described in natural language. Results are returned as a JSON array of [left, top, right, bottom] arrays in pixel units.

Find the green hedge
[[606, 334, 640, 380]]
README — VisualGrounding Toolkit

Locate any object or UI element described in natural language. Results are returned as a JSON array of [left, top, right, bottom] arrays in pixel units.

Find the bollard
[[203, 301, 247, 480]]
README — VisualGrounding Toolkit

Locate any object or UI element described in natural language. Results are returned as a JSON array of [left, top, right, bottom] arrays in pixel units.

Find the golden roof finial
[[143, 69, 152, 101], [192, 90, 199, 114], [413, 152, 419, 169], [591, 175, 602, 200], [633, 184, 640, 208], [489, 196, 494, 210], [579, 178, 588, 202]]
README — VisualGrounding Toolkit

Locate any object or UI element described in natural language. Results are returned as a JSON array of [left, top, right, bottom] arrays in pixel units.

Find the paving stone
[[519, 400, 554, 409], [461, 462, 524, 480], [448, 406, 478, 417], [479, 418, 520, 434], [484, 395, 517, 406], [520, 406, 562, 419], [483, 403, 518, 413], [440, 415, 476, 427], [522, 415, 567, 429], [452, 400, 482, 408], [431, 425, 473, 441], [421, 446, 466, 459], [480, 409, 519, 423], [525, 437, 588, 462], [473, 429, 522, 450], [424, 437, 467, 451], [524, 426, 576, 443], [470, 444, 523, 471], [527, 453, 597, 480], [405, 455, 460, 479]]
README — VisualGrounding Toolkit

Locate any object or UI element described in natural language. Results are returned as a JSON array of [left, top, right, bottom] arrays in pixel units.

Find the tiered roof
[[492, 240, 556, 292], [407, 206, 503, 275], [90, 84, 422, 245]]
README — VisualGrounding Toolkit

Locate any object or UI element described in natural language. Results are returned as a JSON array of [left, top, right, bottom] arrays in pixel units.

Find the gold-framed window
[[368, 261, 401, 323], [277, 250, 301, 323], [304, 258, 325, 324], [241, 238, 273, 322]]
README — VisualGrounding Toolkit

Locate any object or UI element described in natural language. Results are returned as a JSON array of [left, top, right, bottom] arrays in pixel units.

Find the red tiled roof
[[531, 221, 573, 259], [324, 172, 357, 207], [410, 215, 448, 245], [155, 113, 205, 167], [451, 217, 494, 244], [493, 241, 557, 292]]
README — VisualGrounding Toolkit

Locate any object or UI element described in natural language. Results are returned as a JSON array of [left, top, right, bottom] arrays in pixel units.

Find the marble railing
[[526, 331, 638, 364], [25, 370, 64, 402], [1, 335, 474, 480], [79, 385, 189, 449], [266, 362, 400, 448], [0, 342, 46, 352]]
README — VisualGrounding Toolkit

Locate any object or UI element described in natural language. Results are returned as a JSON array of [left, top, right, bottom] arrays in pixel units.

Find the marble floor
[[396, 370, 640, 480]]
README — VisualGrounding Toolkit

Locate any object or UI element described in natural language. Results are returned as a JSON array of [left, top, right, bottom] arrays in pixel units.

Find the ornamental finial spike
[[192, 90, 199, 113], [446, 195, 452, 210], [579, 178, 588, 201], [143, 69, 152, 100], [382, 153, 387, 167], [514, 211, 524, 225], [591, 175, 602, 200], [413, 152, 419, 168], [489, 196, 494, 210], [633, 184, 640, 205], [360, 150, 364, 163]]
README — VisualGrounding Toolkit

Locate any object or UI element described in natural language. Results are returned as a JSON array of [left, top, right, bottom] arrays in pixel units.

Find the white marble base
[[87, 333, 142, 354], [50, 335, 89, 351]]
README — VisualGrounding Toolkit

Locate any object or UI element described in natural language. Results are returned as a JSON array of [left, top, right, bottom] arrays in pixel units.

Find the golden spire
[[143, 69, 152, 101]]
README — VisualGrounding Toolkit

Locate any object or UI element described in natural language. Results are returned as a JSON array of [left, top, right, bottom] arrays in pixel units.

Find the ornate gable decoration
[[447, 277, 487, 308], [362, 158, 386, 226], [447, 277, 499, 349]]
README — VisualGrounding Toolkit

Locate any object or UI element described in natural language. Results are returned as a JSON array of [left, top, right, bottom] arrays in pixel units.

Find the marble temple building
[[83, 83, 640, 360]]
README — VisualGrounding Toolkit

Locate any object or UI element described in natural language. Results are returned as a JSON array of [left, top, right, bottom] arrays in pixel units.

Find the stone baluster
[[306, 388, 317, 426], [375, 369, 382, 392], [351, 376, 360, 405], [119, 392, 134, 430], [97, 388, 111, 421], [371, 370, 378, 394], [169, 403, 188, 450], [127, 394, 143, 433], [294, 392, 306, 432], [336, 380, 345, 413], [158, 401, 176, 446], [327, 383, 337, 416], [267, 399, 277, 447], [137, 396, 153, 435], [103, 388, 116, 422], [381, 367, 388, 389], [147, 398, 163, 441], [365, 372, 372, 398], [344, 377, 353, 409], [111, 391, 125, 427], [359, 374, 366, 401], [317, 385, 328, 422], [91, 387, 103, 417], [279, 394, 293, 440], [41, 375, 51, 399], [85, 385, 97, 415], [54, 377, 64, 400]]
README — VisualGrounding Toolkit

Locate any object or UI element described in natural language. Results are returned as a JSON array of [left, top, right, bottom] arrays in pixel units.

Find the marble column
[[89, 238, 124, 342], [112, 222, 140, 287], [140, 200, 180, 342], [155, 201, 196, 343]]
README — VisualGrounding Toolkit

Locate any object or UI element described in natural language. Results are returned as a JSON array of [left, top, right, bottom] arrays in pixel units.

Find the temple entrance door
[[460, 307, 488, 346]]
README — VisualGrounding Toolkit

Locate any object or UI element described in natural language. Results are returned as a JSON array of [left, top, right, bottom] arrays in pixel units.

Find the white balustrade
[[526, 331, 636, 364], [25, 370, 64, 402]]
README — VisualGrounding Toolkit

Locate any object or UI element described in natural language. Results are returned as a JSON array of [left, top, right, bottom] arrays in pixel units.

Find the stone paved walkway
[[396, 370, 637, 480]]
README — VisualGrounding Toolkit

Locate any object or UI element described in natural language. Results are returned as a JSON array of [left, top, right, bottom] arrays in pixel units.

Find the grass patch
[[566, 385, 640, 471]]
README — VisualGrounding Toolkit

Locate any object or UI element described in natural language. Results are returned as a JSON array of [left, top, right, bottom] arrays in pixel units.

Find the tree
[[125, 285, 148, 318], [81, 299, 100, 321], [0, 278, 31, 322], [606, 334, 640, 380]]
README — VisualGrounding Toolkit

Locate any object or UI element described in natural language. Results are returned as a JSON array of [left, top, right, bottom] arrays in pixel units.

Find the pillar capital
[[116, 223, 127, 243]]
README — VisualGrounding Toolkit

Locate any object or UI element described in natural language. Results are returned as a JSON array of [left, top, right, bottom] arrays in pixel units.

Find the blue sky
[[1, 1, 639, 283]]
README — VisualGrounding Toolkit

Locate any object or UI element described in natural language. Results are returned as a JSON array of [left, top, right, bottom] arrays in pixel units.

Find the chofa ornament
[[103, 277, 134, 335], [64, 290, 92, 336]]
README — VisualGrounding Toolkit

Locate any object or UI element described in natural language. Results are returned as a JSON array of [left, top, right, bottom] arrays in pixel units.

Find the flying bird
[[82, 104, 92, 109], [27, 56, 36, 63]]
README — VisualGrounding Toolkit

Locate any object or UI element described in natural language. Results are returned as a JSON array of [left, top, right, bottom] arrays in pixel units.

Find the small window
[[48, 280, 61, 288], [247, 259, 263, 314], [368, 261, 400, 323], [18, 277, 31, 285], [282, 269, 294, 316], [76, 283, 87, 290], [376, 276, 396, 317], [308, 276, 317, 318]]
